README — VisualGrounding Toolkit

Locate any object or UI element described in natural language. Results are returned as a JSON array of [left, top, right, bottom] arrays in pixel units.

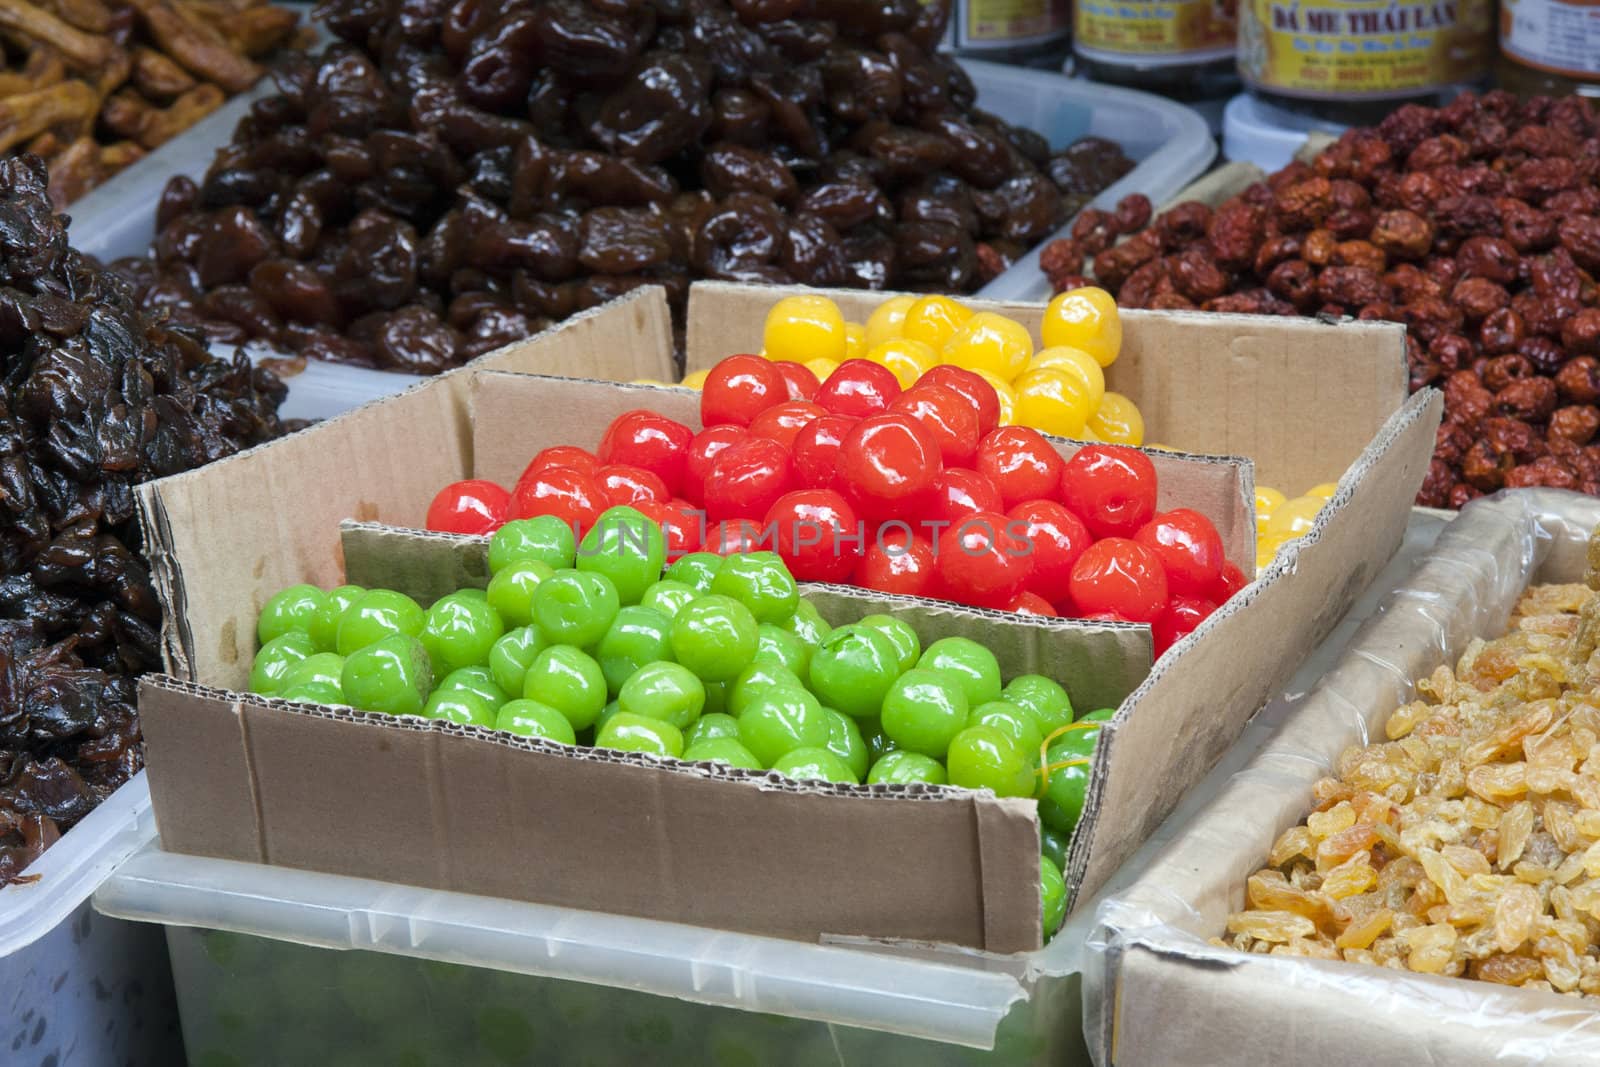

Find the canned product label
[[1501, 0, 1600, 78], [1074, 0, 1236, 60], [1238, 0, 1495, 97], [952, 0, 1071, 47]]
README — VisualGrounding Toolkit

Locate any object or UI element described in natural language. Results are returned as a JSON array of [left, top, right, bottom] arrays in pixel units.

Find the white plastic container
[[1221, 93, 1347, 172], [1, 775, 181, 1065]]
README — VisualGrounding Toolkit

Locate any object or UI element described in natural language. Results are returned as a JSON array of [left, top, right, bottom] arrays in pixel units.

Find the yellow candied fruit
[[1255, 486, 1287, 538], [972, 369, 1018, 426], [942, 311, 1033, 381], [1012, 368, 1093, 438], [1041, 286, 1121, 368], [679, 369, 710, 390], [802, 357, 841, 383], [901, 295, 972, 350], [763, 294, 847, 364], [1256, 534, 1286, 573], [1028, 345, 1106, 409], [1086, 391, 1143, 445], [1305, 481, 1339, 501], [864, 295, 916, 349], [1266, 495, 1324, 540], [844, 322, 866, 362], [1142, 442, 1175, 451], [865, 337, 938, 390]]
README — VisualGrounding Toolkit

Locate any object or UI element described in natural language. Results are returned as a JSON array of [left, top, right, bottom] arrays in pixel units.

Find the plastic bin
[[2, 774, 182, 1066]]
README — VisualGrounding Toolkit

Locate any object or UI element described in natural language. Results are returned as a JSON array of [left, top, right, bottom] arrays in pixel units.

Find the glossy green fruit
[[916, 637, 1002, 709], [682, 737, 762, 770], [822, 709, 869, 781], [861, 718, 897, 763], [866, 750, 947, 785], [618, 661, 705, 730], [664, 552, 723, 593], [771, 747, 858, 785], [279, 681, 346, 706], [807, 624, 901, 720], [1041, 856, 1066, 940], [1040, 825, 1070, 873], [336, 590, 425, 656], [308, 585, 365, 652], [595, 712, 684, 758], [280, 651, 344, 692], [495, 699, 577, 744], [684, 712, 741, 748], [737, 687, 828, 767], [340, 634, 432, 715], [779, 598, 832, 648], [709, 552, 798, 623], [578, 506, 667, 605], [488, 626, 546, 696], [968, 701, 1043, 758], [1003, 674, 1076, 736], [728, 662, 804, 718], [856, 614, 920, 674], [435, 666, 508, 710], [595, 606, 673, 696], [669, 595, 758, 682], [420, 594, 505, 675], [486, 560, 555, 627], [257, 584, 327, 645], [1039, 715, 1107, 834], [946, 725, 1033, 797], [523, 646, 607, 730], [250, 632, 317, 696], [489, 516, 577, 573], [423, 689, 496, 727], [879, 668, 968, 758], [754, 624, 810, 676], [638, 579, 698, 619], [702, 679, 729, 717], [532, 569, 620, 648]]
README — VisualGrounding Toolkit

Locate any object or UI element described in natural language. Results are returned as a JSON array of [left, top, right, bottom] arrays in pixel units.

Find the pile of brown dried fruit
[[0, 153, 284, 884], [1040, 91, 1600, 509], [109, 0, 1134, 374]]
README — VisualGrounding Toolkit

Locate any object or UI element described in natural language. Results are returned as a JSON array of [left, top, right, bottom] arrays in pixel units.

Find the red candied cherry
[[705, 518, 771, 555], [1068, 538, 1168, 624], [1081, 611, 1132, 623], [1152, 596, 1217, 656], [748, 400, 827, 451], [1008, 592, 1057, 617], [935, 511, 1033, 609], [854, 527, 938, 598], [509, 467, 604, 536], [839, 413, 943, 521], [522, 445, 598, 481], [1006, 499, 1091, 606], [927, 468, 1004, 524], [426, 479, 509, 535], [597, 410, 693, 495], [637, 498, 703, 561], [791, 415, 854, 491], [1059, 445, 1158, 539], [597, 464, 668, 506], [1214, 561, 1248, 602], [1135, 509, 1224, 598], [975, 426, 1064, 509], [892, 383, 980, 466], [813, 359, 901, 419], [765, 489, 861, 583], [682, 425, 749, 506], [772, 360, 821, 400], [703, 437, 796, 522], [702, 354, 788, 427], [920, 364, 1000, 436]]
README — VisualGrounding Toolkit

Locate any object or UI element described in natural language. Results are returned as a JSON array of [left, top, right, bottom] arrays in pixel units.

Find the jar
[[1496, 0, 1600, 96], [943, 0, 1073, 67], [1072, 0, 1239, 98]]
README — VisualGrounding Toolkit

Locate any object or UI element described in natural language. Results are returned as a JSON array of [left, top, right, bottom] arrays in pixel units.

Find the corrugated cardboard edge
[[1091, 488, 1600, 1066]]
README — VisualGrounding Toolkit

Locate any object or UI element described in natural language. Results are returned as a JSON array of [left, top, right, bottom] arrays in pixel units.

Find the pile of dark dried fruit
[[109, 0, 1134, 374], [1039, 91, 1600, 509], [0, 153, 283, 885]]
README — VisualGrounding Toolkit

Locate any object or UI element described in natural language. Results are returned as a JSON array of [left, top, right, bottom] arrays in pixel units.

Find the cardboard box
[[1087, 489, 1600, 1066]]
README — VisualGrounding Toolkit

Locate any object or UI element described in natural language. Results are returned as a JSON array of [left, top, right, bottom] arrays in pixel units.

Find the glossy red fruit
[[426, 479, 509, 535], [596, 410, 693, 495], [935, 511, 1033, 609], [638, 497, 703, 561], [704, 518, 772, 555], [892, 383, 980, 466], [1068, 538, 1169, 623], [854, 527, 938, 598], [682, 425, 749, 506], [1006, 499, 1092, 605], [1007, 591, 1057, 617], [975, 426, 1065, 509], [509, 466, 605, 536], [927, 468, 1004, 524], [791, 414, 854, 490], [703, 437, 795, 522], [1058, 445, 1158, 539], [813, 358, 902, 419], [772, 360, 821, 401], [1152, 596, 1217, 656], [596, 464, 669, 506], [1135, 509, 1224, 598], [920, 364, 1000, 436], [1080, 611, 1132, 623], [523, 445, 598, 481], [747, 400, 827, 450], [1214, 561, 1248, 602], [838, 413, 943, 520], [701, 354, 788, 427], [765, 489, 861, 583]]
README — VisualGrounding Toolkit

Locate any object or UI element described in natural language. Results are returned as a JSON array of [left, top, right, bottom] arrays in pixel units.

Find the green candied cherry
[[307, 584, 365, 651], [488, 626, 545, 696], [336, 589, 425, 656], [532, 569, 620, 648], [489, 516, 576, 573], [771, 747, 858, 785], [486, 560, 554, 627], [596, 712, 684, 758], [423, 689, 496, 727], [638, 579, 698, 620], [709, 552, 798, 624], [866, 750, 947, 786], [1040, 824, 1070, 873], [968, 701, 1043, 757], [578, 506, 666, 605], [1038, 708, 1112, 835], [917, 637, 1002, 708], [420, 594, 505, 675], [879, 668, 968, 758], [435, 665, 507, 709], [737, 687, 829, 767], [495, 699, 577, 745], [1040, 856, 1067, 940], [594, 606, 673, 696], [594, 699, 621, 736], [779, 597, 832, 648], [856, 614, 920, 674], [669, 595, 758, 682], [1003, 673, 1075, 735], [664, 551, 723, 593], [702, 679, 729, 717], [754, 624, 809, 676], [821, 709, 869, 781], [340, 634, 432, 715], [279, 651, 343, 692], [682, 737, 762, 770], [618, 661, 705, 730], [807, 624, 901, 720], [861, 718, 897, 763], [280, 681, 346, 706], [250, 632, 317, 695], [684, 712, 741, 748], [523, 645, 607, 731], [947, 725, 1034, 797], [258, 584, 328, 645], [727, 661, 804, 717]]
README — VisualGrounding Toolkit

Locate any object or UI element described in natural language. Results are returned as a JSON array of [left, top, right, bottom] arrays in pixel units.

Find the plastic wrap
[[1084, 488, 1600, 1067]]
